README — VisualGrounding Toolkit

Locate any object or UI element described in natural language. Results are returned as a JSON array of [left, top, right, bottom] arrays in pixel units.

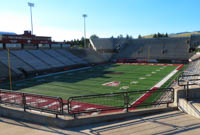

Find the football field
[[0, 63, 179, 99]]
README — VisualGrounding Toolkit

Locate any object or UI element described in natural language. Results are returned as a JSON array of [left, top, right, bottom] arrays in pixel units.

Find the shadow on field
[[0, 64, 120, 91]]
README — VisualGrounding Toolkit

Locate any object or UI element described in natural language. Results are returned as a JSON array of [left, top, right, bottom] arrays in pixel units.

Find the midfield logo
[[102, 81, 120, 87]]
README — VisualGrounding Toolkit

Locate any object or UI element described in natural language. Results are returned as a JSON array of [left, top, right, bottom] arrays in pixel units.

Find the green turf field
[[0, 64, 177, 99]]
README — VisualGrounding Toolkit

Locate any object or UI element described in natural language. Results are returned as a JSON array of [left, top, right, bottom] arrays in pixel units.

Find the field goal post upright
[[7, 48, 13, 90]]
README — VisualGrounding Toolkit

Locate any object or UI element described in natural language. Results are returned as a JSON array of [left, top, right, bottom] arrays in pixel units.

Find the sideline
[[131, 64, 184, 107]]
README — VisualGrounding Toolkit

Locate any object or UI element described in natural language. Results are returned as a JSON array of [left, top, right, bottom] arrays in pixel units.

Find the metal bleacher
[[12, 50, 50, 71], [27, 50, 64, 68], [56, 49, 87, 65], [0, 50, 34, 74], [0, 62, 14, 78], [68, 48, 106, 64], [114, 38, 191, 61], [42, 49, 76, 66]]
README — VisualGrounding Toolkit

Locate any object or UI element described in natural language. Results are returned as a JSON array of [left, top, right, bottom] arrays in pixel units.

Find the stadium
[[1, 1, 200, 134], [1, 29, 200, 117]]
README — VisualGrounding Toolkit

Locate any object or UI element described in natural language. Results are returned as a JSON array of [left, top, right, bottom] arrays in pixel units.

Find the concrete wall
[[0, 105, 177, 129], [175, 87, 200, 102], [174, 86, 200, 118], [178, 98, 200, 118]]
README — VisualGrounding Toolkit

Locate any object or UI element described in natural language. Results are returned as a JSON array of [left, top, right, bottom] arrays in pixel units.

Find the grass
[[0, 64, 177, 101]]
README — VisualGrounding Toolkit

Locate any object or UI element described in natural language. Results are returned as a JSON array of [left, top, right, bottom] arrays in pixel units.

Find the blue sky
[[0, 0, 200, 41]]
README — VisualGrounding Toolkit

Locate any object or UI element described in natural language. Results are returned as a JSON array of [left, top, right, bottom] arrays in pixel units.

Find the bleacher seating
[[0, 62, 14, 78], [42, 49, 76, 66], [0, 50, 34, 74], [27, 50, 64, 68], [68, 48, 106, 64], [12, 50, 50, 71], [56, 49, 87, 64], [92, 38, 192, 61]]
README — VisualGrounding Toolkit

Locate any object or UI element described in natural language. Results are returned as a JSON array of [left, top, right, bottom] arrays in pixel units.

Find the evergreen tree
[[138, 35, 142, 39], [153, 34, 157, 38], [165, 33, 168, 37], [90, 34, 99, 39]]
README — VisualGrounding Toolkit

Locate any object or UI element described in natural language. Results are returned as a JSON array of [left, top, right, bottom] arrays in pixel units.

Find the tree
[[165, 33, 168, 37], [90, 34, 99, 39], [117, 34, 123, 39], [153, 34, 157, 38], [138, 35, 142, 39], [126, 34, 130, 39], [157, 32, 162, 38], [110, 36, 114, 39]]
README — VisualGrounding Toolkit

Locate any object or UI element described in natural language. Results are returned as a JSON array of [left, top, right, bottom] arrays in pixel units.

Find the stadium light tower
[[28, 2, 34, 35], [82, 14, 87, 48]]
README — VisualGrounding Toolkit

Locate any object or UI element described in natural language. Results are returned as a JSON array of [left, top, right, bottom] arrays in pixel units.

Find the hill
[[142, 31, 200, 39]]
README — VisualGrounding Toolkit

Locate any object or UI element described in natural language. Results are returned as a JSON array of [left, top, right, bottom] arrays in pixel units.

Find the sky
[[0, 0, 200, 41]]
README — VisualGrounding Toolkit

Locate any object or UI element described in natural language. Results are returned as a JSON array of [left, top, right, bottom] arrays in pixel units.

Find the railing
[[178, 72, 200, 87], [0, 88, 174, 117], [0, 89, 63, 116], [67, 88, 174, 116], [178, 72, 200, 100]]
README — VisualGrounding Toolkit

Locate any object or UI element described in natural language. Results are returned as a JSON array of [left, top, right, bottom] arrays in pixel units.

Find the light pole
[[28, 2, 34, 35], [82, 14, 87, 48]]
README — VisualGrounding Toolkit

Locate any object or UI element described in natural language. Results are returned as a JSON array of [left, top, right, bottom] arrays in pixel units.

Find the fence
[[178, 72, 200, 100], [0, 89, 63, 116], [67, 88, 174, 115], [0, 88, 174, 117], [178, 72, 200, 87]]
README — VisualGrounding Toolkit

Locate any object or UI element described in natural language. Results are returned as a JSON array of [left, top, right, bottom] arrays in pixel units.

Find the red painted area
[[68, 100, 114, 114], [130, 87, 159, 110], [117, 62, 182, 67], [176, 64, 184, 70], [0, 92, 23, 104]]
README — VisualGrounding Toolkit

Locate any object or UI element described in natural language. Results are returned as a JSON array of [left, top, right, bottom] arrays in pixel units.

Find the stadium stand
[[42, 49, 76, 66], [90, 38, 116, 51], [91, 37, 192, 62], [90, 38, 125, 61], [27, 50, 65, 68], [56, 49, 87, 65], [11, 50, 50, 71], [115, 41, 141, 59], [68, 48, 106, 64], [0, 62, 14, 78], [0, 50, 35, 74]]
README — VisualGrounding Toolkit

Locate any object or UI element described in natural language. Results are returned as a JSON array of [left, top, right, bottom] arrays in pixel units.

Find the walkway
[[74, 110, 200, 135], [1, 110, 200, 135]]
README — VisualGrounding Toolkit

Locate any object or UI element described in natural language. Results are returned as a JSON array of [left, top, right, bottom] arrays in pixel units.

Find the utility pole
[[82, 14, 87, 48], [28, 2, 34, 34]]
